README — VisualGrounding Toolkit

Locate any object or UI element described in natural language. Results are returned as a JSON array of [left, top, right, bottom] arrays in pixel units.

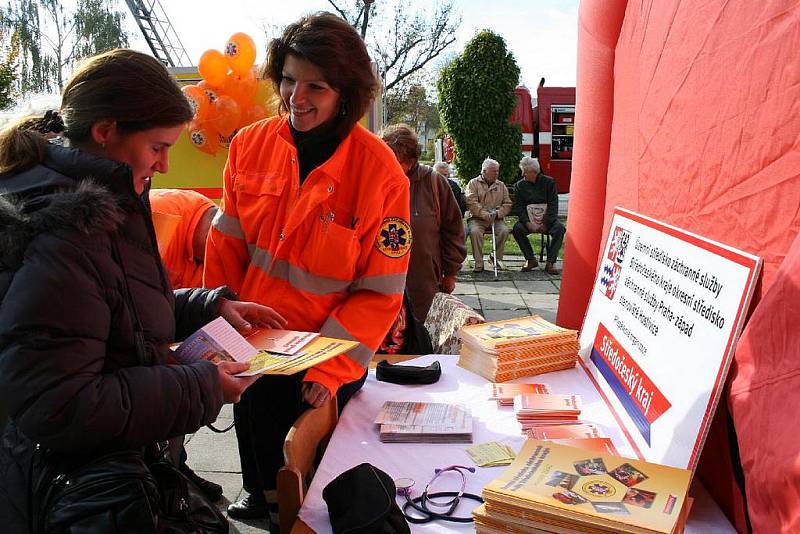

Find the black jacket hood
[[0, 145, 132, 271]]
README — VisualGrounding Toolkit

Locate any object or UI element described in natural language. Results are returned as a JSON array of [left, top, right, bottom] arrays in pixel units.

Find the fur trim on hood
[[0, 180, 125, 270]]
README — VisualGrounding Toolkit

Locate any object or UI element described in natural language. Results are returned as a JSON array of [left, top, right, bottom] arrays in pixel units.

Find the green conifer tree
[[437, 30, 521, 185]]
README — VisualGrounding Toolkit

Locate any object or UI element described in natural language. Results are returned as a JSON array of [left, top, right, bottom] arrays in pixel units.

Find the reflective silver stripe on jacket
[[320, 317, 375, 367], [349, 272, 406, 296], [212, 210, 245, 240], [248, 245, 405, 297]]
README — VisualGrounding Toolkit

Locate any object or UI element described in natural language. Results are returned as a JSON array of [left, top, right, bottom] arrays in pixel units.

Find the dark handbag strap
[[206, 421, 235, 433], [110, 234, 150, 366]]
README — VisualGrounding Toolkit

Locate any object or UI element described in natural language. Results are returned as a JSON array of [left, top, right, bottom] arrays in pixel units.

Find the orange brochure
[[526, 423, 602, 440], [549, 437, 620, 456], [490, 383, 550, 406], [514, 393, 582, 415]]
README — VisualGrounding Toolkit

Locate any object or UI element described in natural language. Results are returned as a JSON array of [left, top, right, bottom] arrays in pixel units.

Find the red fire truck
[[511, 84, 575, 193]]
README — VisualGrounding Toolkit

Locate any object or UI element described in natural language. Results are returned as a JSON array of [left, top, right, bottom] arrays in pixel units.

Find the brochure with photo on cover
[[173, 316, 358, 376], [478, 439, 692, 534]]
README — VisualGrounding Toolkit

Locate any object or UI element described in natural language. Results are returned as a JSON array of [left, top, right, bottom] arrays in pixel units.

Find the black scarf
[[289, 120, 344, 184]]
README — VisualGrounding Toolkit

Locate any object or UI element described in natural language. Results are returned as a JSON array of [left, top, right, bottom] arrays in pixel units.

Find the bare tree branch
[[374, 1, 460, 91], [326, 0, 352, 23]]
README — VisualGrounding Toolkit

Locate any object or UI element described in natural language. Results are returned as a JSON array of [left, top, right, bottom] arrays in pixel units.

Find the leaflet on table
[[480, 439, 692, 534], [489, 382, 550, 405], [375, 401, 473, 443], [374, 401, 471, 428], [466, 441, 517, 467], [172, 316, 356, 376], [460, 315, 577, 351], [526, 423, 603, 440], [578, 207, 761, 471]]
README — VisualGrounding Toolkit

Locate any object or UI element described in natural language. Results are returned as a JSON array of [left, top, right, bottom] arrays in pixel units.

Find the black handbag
[[32, 444, 228, 533], [323, 463, 410, 534]]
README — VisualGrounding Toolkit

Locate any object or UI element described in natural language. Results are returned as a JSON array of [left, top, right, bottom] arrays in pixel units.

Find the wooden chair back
[[277, 397, 338, 534]]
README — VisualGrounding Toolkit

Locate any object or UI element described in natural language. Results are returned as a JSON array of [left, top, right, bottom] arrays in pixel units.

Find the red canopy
[[558, 1, 800, 531]]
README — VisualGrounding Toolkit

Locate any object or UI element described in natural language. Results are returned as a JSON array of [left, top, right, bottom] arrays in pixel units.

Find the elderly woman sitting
[[511, 156, 565, 274]]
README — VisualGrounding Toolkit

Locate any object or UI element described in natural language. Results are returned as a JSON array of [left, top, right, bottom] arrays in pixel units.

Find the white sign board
[[579, 208, 761, 472]]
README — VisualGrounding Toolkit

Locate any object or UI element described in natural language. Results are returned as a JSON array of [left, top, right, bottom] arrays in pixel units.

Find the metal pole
[[491, 219, 498, 279]]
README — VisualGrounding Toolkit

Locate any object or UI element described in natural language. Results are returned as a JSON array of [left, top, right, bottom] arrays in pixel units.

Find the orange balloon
[[198, 49, 229, 87], [218, 131, 236, 150], [197, 80, 219, 103], [181, 85, 211, 122], [212, 95, 241, 136], [187, 121, 220, 156], [241, 104, 268, 127], [223, 68, 257, 108], [225, 32, 257, 75]]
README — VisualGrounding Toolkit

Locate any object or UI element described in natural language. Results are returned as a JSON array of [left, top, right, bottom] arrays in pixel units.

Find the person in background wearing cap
[[149, 188, 218, 289]]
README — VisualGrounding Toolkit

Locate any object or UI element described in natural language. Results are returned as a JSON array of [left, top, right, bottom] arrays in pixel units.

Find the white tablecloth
[[297, 355, 735, 533]]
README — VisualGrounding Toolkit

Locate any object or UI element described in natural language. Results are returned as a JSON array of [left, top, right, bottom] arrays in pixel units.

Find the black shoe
[[267, 512, 281, 534], [180, 464, 223, 502], [227, 493, 268, 520]]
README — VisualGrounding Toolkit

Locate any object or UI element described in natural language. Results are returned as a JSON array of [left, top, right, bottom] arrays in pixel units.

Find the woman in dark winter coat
[[0, 49, 286, 531]]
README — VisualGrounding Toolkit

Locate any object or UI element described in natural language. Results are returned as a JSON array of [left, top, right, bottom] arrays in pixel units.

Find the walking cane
[[491, 216, 498, 279]]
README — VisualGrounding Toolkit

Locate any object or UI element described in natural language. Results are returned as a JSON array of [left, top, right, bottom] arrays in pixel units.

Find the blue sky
[[126, 0, 579, 88]]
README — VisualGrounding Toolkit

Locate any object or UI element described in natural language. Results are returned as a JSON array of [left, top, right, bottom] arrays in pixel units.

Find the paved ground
[[186, 254, 563, 533]]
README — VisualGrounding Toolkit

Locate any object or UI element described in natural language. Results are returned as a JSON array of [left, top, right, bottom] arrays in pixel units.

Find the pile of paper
[[513, 401, 620, 455], [475, 439, 693, 534], [514, 393, 582, 429], [374, 401, 472, 443], [458, 315, 579, 382]]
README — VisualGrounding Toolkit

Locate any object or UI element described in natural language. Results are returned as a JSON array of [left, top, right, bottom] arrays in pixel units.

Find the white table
[[297, 355, 735, 533]]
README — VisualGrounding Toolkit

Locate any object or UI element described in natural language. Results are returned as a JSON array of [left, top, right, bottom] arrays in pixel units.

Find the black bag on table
[[376, 359, 441, 385], [323, 463, 410, 534]]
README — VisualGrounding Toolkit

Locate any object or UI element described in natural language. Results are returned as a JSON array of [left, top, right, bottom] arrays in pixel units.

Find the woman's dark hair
[[263, 12, 379, 138], [381, 124, 421, 165], [0, 48, 192, 174]]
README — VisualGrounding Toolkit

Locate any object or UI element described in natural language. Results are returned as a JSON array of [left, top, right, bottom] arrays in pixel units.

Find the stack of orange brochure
[[474, 439, 692, 534], [173, 316, 358, 376], [526, 423, 620, 456], [514, 393, 582, 429], [489, 383, 550, 406], [458, 315, 580, 382]]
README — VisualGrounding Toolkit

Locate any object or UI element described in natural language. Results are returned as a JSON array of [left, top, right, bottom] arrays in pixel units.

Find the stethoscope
[[395, 465, 484, 524]]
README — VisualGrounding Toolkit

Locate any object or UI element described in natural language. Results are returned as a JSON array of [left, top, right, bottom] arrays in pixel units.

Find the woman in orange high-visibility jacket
[[204, 13, 411, 524]]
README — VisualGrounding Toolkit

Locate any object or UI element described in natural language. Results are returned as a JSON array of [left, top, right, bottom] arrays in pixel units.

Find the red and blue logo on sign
[[590, 323, 671, 446], [598, 226, 630, 300]]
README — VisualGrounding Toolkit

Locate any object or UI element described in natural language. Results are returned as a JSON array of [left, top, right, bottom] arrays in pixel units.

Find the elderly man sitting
[[465, 158, 512, 272], [511, 156, 566, 274]]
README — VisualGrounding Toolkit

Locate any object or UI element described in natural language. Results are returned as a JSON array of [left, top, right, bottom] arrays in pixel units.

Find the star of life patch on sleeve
[[375, 217, 412, 258]]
